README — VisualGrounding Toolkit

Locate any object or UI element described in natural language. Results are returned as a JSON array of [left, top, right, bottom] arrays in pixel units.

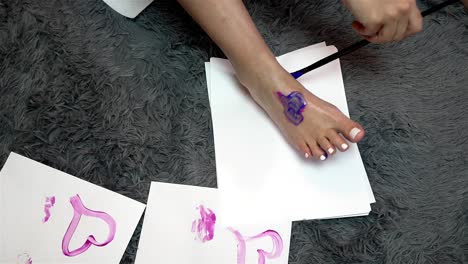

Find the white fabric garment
[[102, 0, 154, 18]]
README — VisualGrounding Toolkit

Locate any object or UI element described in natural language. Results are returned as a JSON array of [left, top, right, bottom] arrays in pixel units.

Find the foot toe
[[296, 141, 312, 159], [339, 121, 365, 143], [318, 136, 335, 156], [327, 130, 349, 152], [308, 142, 327, 161]]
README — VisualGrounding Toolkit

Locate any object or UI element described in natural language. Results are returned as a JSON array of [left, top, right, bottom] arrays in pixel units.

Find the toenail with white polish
[[349, 128, 361, 140], [328, 148, 334, 154], [341, 143, 348, 150], [320, 155, 326, 161], [305, 153, 309, 159]]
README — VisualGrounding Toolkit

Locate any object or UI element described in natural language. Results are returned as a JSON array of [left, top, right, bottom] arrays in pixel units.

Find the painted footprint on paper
[[191, 205, 217, 242], [62, 194, 117, 257]]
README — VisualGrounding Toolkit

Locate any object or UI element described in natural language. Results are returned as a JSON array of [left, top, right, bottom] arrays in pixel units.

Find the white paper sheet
[[277, 44, 375, 204], [205, 44, 375, 205], [0, 152, 146, 264], [206, 45, 374, 224], [102, 0, 153, 18], [135, 182, 291, 264]]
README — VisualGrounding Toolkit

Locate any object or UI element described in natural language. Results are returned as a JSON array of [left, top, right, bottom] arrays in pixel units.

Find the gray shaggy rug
[[0, 0, 467, 263]]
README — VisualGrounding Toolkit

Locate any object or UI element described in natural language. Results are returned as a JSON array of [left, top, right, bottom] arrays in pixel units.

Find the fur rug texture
[[0, 0, 467, 263]]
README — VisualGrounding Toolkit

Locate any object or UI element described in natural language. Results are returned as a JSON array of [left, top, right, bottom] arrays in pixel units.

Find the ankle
[[235, 60, 291, 95]]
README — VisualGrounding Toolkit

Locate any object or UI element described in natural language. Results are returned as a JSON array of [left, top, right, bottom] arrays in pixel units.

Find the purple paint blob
[[228, 228, 283, 264], [62, 194, 116, 257], [277, 91, 307, 126], [42, 196, 56, 223], [191, 205, 216, 242]]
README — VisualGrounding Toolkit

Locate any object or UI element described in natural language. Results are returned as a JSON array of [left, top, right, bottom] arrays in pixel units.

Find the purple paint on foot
[[191, 205, 216, 243], [277, 91, 307, 126], [42, 196, 56, 223], [228, 228, 284, 264], [62, 194, 116, 257]]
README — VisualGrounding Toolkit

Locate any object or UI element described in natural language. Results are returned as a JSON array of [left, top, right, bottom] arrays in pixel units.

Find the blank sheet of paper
[[0, 152, 146, 264], [206, 45, 374, 224], [135, 182, 291, 264]]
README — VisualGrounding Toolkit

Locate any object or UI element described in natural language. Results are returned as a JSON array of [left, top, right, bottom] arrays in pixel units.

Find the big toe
[[337, 119, 365, 143]]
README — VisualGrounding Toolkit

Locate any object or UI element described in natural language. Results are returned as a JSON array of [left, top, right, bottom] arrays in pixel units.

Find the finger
[[463, 0, 468, 10], [405, 5, 423, 37], [368, 19, 398, 44], [393, 17, 409, 41], [352, 20, 382, 37]]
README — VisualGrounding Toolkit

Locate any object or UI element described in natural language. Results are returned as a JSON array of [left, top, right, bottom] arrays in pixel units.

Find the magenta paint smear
[[16, 253, 32, 264], [191, 205, 216, 242], [42, 196, 56, 223], [228, 228, 283, 264], [62, 194, 116, 257]]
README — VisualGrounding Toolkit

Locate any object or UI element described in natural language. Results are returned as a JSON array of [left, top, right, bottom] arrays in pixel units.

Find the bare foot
[[237, 63, 365, 161]]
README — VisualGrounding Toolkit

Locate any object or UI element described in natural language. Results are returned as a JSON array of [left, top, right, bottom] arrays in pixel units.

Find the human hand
[[343, 0, 423, 43]]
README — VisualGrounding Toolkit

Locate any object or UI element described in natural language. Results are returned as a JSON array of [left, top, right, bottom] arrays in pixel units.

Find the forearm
[[177, 0, 281, 83]]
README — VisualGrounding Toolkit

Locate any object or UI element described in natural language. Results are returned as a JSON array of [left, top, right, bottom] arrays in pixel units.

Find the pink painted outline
[[228, 228, 283, 264], [42, 196, 55, 223], [62, 194, 116, 257]]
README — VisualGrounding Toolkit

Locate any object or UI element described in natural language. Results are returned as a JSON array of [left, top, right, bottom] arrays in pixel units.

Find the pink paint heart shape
[[62, 194, 117, 257], [229, 228, 283, 264]]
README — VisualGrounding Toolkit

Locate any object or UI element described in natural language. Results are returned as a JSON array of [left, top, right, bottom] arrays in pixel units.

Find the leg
[[178, 0, 365, 160]]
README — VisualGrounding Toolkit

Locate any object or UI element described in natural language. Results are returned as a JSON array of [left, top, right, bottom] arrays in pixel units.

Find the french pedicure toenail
[[328, 148, 334, 154], [341, 143, 348, 150], [349, 128, 361, 140], [305, 153, 309, 159], [320, 153, 328, 161]]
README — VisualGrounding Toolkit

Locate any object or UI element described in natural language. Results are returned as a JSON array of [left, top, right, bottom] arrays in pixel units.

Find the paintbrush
[[290, 0, 460, 79]]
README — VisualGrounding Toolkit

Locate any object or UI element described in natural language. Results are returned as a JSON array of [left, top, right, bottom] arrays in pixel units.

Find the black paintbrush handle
[[290, 0, 459, 79]]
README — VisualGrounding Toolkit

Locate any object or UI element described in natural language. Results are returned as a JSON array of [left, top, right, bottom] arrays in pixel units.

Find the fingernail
[[349, 128, 361, 140], [328, 148, 334, 154], [305, 153, 309, 159], [341, 143, 348, 150], [320, 155, 327, 161]]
